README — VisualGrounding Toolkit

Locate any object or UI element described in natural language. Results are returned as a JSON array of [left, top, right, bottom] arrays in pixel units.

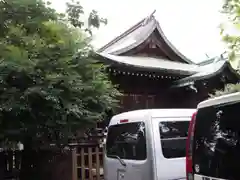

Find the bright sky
[[50, 0, 227, 63]]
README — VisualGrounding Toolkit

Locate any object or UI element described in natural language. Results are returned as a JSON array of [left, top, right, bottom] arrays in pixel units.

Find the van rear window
[[193, 101, 240, 179], [159, 121, 189, 158], [106, 122, 146, 160]]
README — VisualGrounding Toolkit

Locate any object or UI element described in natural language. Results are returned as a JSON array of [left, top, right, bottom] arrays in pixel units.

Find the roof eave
[[172, 62, 240, 88], [95, 52, 197, 76]]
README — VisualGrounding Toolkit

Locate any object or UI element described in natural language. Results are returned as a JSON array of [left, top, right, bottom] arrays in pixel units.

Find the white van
[[104, 109, 195, 180]]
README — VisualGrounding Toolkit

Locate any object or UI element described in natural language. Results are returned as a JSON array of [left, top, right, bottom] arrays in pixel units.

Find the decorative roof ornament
[[220, 51, 228, 60], [213, 53, 227, 65], [189, 84, 198, 93], [142, 10, 156, 26]]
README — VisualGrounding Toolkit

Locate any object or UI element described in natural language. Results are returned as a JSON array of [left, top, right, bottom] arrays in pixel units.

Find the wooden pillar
[[71, 148, 77, 180], [0, 151, 4, 180]]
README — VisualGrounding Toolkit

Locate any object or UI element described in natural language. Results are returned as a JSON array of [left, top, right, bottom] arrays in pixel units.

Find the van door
[[152, 118, 190, 180], [193, 101, 240, 180], [104, 121, 149, 180]]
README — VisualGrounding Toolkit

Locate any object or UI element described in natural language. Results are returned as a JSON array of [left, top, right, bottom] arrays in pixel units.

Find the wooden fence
[[1, 144, 105, 180], [72, 144, 105, 180], [1, 150, 21, 180]]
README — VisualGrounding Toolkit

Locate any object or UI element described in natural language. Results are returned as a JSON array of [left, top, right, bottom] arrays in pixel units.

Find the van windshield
[[193, 101, 240, 179], [106, 122, 146, 160]]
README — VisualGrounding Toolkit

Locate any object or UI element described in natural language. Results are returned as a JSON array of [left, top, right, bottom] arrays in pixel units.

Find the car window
[[106, 122, 146, 160], [159, 121, 189, 158]]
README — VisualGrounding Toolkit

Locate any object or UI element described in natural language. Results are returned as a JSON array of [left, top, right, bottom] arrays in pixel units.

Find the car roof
[[198, 92, 240, 109], [109, 109, 195, 126]]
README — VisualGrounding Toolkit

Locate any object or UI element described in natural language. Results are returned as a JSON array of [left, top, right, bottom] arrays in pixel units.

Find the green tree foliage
[[66, 0, 107, 35], [210, 83, 240, 97], [210, 0, 240, 98], [0, 0, 120, 149], [221, 0, 240, 60]]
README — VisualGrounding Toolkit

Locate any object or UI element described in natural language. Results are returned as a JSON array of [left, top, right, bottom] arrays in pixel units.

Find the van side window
[[106, 122, 146, 160], [159, 121, 189, 158]]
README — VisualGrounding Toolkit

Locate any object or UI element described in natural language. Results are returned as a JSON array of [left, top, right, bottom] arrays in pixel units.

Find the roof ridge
[[97, 11, 156, 53]]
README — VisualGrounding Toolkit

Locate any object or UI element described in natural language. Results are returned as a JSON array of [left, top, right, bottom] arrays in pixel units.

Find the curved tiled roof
[[97, 11, 193, 64], [96, 52, 240, 86], [172, 58, 240, 87], [96, 12, 240, 86]]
